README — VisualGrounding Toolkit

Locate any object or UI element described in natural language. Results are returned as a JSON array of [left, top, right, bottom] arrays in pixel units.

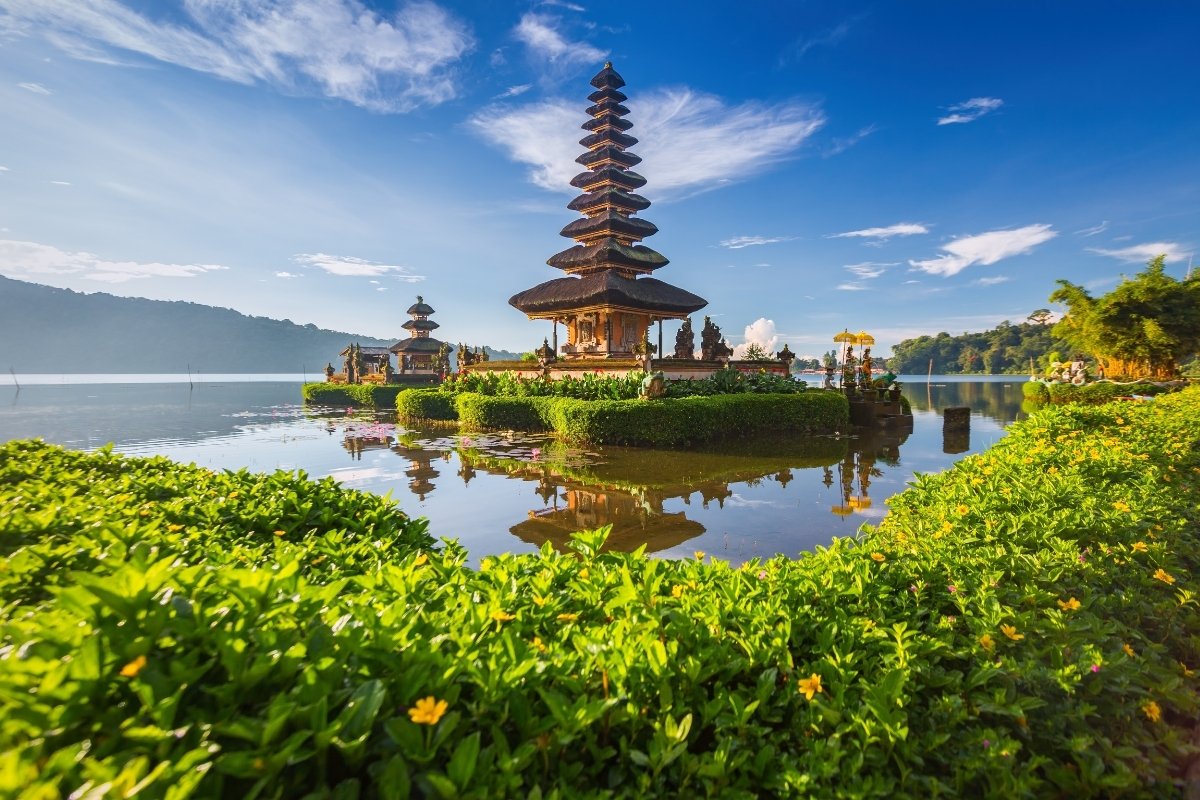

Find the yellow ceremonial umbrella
[[833, 329, 856, 366]]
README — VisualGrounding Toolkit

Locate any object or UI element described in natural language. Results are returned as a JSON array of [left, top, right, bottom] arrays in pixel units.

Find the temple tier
[[509, 62, 706, 359], [390, 296, 446, 372]]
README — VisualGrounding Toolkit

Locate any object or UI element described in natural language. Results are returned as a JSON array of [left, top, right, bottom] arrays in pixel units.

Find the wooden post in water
[[943, 406, 970, 454]]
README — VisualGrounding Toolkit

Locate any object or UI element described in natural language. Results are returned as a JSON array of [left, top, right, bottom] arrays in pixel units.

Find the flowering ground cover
[[2, 387, 1198, 797]]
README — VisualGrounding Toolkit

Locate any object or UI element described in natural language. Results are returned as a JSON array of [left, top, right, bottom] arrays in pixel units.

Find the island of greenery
[[4, 386, 1197, 796]]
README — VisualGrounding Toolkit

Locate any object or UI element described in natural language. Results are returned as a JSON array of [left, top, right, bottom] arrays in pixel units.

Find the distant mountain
[[0, 275, 393, 374]]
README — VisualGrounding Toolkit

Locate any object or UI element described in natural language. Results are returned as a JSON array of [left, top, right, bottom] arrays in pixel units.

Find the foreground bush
[[302, 383, 409, 408], [1022, 380, 1176, 405], [396, 390, 848, 446], [3, 388, 1199, 797]]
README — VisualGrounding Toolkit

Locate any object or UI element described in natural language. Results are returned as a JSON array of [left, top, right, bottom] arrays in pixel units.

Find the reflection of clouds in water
[[852, 507, 887, 520], [725, 494, 785, 509], [327, 466, 409, 486]]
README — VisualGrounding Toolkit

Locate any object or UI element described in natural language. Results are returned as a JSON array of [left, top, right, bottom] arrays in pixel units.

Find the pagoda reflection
[[829, 427, 907, 518]]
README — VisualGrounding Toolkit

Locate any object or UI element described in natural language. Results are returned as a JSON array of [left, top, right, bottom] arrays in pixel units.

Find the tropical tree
[[1049, 255, 1200, 378]]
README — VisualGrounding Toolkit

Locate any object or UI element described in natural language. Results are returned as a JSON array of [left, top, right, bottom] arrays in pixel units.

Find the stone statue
[[324, 362, 335, 381], [477, 346, 488, 363], [674, 318, 695, 359], [352, 343, 364, 384], [639, 370, 667, 399], [381, 355, 393, 381], [436, 343, 451, 376], [700, 317, 733, 361]]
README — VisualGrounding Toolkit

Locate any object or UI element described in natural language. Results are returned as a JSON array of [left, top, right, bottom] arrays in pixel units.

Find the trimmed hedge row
[[302, 382, 407, 408], [1022, 380, 1175, 405], [3, 389, 1200, 797], [395, 388, 457, 421], [396, 389, 849, 446]]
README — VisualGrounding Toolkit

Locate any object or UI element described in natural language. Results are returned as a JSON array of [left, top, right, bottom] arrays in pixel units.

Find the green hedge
[[436, 391, 848, 446], [395, 388, 457, 421], [1023, 380, 1174, 406], [3, 388, 1200, 796], [302, 382, 407, 408]]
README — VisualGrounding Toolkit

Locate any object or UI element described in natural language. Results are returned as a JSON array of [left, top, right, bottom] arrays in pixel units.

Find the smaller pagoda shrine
[[390, 296, 447, 374], [509, 63, 707, 359]]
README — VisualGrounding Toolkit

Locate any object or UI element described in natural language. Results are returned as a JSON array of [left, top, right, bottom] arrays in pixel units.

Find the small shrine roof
[[560, 210, 658, 242], [582, 114, 633, 133], [566, 187, 651, 214], [590, 62, 625, 90], [339, 346, 392, 357], [575, 145, 641, 169], [509, 273, 706, 316], [587, 87, 627, 104], [547, 239, 668, 272], [402, 319, 440, 331], [579, 130, 638, 150], [406, 296, 435, 315], [390, 337, 445, 353], [569, 166, 647, 191]]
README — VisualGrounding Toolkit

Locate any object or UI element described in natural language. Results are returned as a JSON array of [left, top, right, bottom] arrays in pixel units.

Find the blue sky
[[1, 1, 1197, 359]]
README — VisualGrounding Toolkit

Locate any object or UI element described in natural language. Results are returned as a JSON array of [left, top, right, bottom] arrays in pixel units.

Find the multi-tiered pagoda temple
[[390, 296, 445, 372], [509, 63, 707, 359]]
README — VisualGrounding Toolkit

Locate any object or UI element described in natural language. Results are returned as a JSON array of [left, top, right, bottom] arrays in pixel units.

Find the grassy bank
[[2, 388, 1198, 797]]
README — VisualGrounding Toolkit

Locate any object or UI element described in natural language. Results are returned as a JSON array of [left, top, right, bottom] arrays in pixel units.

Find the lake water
[[0, 375, 1028, 563]]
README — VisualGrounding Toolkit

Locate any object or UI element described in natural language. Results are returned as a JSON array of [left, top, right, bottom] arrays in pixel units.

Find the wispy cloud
[[1087, 241, 1191, 264], [274, 271, 301, 279], [17, 82, 51, 94], [830, 223, 928, 242], [718, 235, 793, 249], [293, 252, 425, 281], [974, 275, 1010, 286], [836, 283, 870, 291], [495, 83, 532, 99], [539, 0, 586, 12], [0, 166, 9, 171], [779, 15, 862, 63], [513, 12, 604, 66], [2, 0, 474, 112], [844, 261, 896, 279], [49, 180, 71, 185], [825, 124, 877, 157], [909, 223, 1057, 277], [469, 89, 824, 196], [1075, 220, 1109, 237], [0, 239, 228, 283], [937, 97, 1003, 126]]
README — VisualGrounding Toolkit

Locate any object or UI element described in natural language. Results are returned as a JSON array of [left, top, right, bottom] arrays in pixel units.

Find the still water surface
[[1, 375, 1027, 563]]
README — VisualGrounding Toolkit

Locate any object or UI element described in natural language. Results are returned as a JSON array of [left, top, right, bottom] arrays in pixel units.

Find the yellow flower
[[167, 524, 184, 532], [1142, 701, 1161, 723], [870, 552, 886, 562], [227, 492, 240, 499], [1131, 542, 1148, 553], [979, 634, 995, 651], [1180, 661, 1195, 678], [578, 568, 589, 580], [491, 610, 515, 622], [1057, 597, 1081, 612], [694, 550, 706, 560], [273, 529, 286, 537], [414, 553, 428, 566], [119, 655, 147, 678], [532, 636, 547, 653], [1123, 643, 1136, 657], [1153, 568, 1176, 585], [532, 594, 548, 607], [408, 696, 448, 725], [556, 613, 578, 622], [941, 521, 954, 533], [1112, 501, 1131, 513], [1000, 624, 1024, 641], [797, 673, 824, 701], [671, 584, 685, 598], [955, 504, 970, 516]]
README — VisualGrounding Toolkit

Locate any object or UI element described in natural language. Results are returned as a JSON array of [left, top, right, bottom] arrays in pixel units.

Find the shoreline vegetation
[[2, 388, 1198, 795]]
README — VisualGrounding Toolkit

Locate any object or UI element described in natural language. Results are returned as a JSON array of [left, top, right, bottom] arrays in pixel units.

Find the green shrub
[[302, 382, 406, 408], [3, 388, 1200, 796], [1022, 380, 1176, 406], [455, 393, 554, 431], [1021, 380, 1050, 402], [396, 388, 457, 421]]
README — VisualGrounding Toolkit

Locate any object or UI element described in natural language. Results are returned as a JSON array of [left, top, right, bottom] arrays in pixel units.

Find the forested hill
[[0, 275, 393, 374], [887, 317, 1072, 374]]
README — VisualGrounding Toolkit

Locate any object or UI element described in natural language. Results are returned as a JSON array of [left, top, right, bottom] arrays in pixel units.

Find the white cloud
[[469, 89, 824, 196], [732, 318, 779, 359], [50, 180, 71, 185], [539, 0, 586, 11], [1075, 220, 1109, 237], [495, 83, 532, 99], [17, 82, 51, 94], [0, 166, 9, 171], [836, 282, 870, 291], [844, 261, 895, 279], [274, 271, 301, 278], [937, 97, 1003, 125], [0, 239, 228, 283], [831, 223, 928, 241], [974, 275, 1010, 286], [2, 0, 474, 112], [825, 124, 877, 157], [513, 13, 604, 65], [909, 224, 1057, 277], [718, 235, 792, 249], [293, 252, 425, 281], [1087, 241, 1191, 264]]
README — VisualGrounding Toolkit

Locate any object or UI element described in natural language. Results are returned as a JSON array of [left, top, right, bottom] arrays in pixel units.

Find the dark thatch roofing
[[590, 63, 625, 90], [576, 146, 640, 169], [587, 87, 627, 104], [390, 337, 445, 354], [585, 100, 630, 117], [566, 188, 650, 214], [570, 167, 646, 191], [560, 210, 658, 242], [406, 297, 435, 315], [582, 114, 633, 133], [339, 346, 392, 357], [401, 319, 440, 331], [510, 273, 706, 316], [547, 239, 668, 273], [579, 130, 637, 150]]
